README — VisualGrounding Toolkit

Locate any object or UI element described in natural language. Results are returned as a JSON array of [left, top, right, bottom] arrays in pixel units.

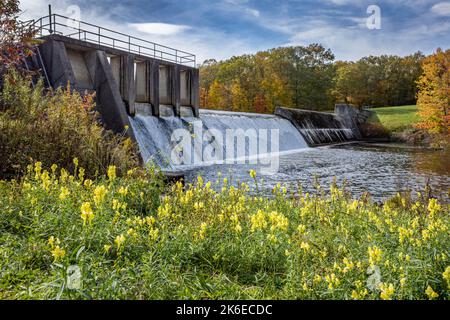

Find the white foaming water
[[129, 109, 309, 171]]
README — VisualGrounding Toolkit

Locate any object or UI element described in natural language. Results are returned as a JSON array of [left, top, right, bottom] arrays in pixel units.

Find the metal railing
[[30, 14, 196, 67]]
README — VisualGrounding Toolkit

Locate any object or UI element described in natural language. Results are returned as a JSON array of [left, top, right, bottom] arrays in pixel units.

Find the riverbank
[[363, 105, 439, 147]]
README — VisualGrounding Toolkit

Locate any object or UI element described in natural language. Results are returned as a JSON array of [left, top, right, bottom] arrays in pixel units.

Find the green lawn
[[371, 105, 419, 132]]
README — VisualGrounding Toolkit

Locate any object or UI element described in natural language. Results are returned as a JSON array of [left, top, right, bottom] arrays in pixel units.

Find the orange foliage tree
[[415, 48, 450, 141]]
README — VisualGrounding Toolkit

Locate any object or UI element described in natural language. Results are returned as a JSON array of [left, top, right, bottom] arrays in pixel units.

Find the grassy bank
[[0, 163, 448, 300], [371, 105, 419, 133]]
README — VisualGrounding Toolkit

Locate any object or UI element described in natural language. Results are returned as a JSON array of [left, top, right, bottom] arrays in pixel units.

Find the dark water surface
[[183, 143, 450, 202]]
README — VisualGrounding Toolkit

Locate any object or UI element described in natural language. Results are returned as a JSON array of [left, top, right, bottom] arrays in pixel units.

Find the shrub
[[0, 71, 139, 179]]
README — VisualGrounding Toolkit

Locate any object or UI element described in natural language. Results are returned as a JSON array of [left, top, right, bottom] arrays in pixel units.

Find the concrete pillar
[[159, 64, 171, 106], [108, 55, 135, 116], [190, 68, 200, 117], [83, 50, 135, 141], [171, 64, 181, 117], [39, 39, 76, 89], [122, 55, 135, 116], [148, 60, 160, 117], [180, 69, 191, 107]]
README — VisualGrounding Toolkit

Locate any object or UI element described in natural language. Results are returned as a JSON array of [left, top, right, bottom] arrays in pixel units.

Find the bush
[[0, 166, 448, 299], [0, 71, 139, 179]]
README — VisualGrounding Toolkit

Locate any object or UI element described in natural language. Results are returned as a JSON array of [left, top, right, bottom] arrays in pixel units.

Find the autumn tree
[[0, 0, 36, 77], [415, 48, 450, 143]]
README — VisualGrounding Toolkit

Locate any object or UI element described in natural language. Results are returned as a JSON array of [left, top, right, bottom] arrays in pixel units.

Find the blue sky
[[20, 0, 450, 64]]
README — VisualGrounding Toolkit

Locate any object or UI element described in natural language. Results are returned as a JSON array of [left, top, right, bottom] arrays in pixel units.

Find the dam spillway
[[24, 11, 366, 174], [129, 109, 309, 171]]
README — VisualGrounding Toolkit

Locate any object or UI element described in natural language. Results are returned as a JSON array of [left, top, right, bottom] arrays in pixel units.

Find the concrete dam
[[26, 12, 364, 172]]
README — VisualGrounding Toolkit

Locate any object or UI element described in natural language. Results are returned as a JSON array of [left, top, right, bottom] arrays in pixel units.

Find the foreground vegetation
[[0, 71, 138, 179], [0, 163, 448, 300]]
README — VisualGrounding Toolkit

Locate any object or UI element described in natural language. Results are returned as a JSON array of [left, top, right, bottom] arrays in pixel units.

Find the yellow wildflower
[[149, 228, 159, 241], [51, 245, 66, 261], [83, 179, 93, 188], [249, 169, 257, 179], [250, 210, 267, 232], [379, 283, 395, 300], [107, 165, 117, 181], [427, 198, 441, 217], [368, 246, 383, 266], [268, 211, 289, 231], [425, 285, 439, 299], [198, 222, 207, 240], [80, 202, 94, 226], [115, 234, 126, 250], [300, 242, 310, 251], [443, 266, 450, 289], [59, 187, 70, 200], [93, 185, 108, 205], [297, 224, 306, 234], [103, 244, 111, 253]]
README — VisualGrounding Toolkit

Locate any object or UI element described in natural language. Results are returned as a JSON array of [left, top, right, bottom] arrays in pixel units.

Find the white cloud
[[245, 8, 260, 18], [431, 2, 450, 16], [129, 23, 191, 36]]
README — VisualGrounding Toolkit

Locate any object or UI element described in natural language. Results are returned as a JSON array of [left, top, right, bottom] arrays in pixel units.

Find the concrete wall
[[159, 65, 171, 105], [84, 50, 135, 140], [66, 49, 93, 91], [275, 106, 363, 146], [39, 35, 200, 119]]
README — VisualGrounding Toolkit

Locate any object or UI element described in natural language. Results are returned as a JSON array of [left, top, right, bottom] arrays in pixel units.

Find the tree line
[[199, 44, 424, 113]]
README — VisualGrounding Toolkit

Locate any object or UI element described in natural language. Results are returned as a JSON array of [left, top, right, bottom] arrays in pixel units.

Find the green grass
[[371, 105, 420, 132]]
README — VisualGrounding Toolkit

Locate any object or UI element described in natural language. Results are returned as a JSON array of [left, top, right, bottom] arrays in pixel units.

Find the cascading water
[[129, 108, 309, 172], [297, 118, 355, 145]]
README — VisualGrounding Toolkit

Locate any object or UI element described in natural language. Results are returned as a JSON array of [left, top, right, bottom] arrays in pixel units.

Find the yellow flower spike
[[427, 198, 441, 217], [300, 242, 310, 251], [400, 277, 407, 287], [197, 176, 204, 187], [103, 244, 111, 253], [313, 274, 322, 285], [59, 187, 70, 200], [425, 285, 439, 300], [114, 234, 126, 250], [48, 236, 55, 248], [80, 202, 95, 226], [198, 222, 207, 240], [149, 228, 159, 241], [297, 224, 306, 234], [93, 185, 108, 205], [368, 246, 383, 266], [73, 158, 79, 167], [249, 169, 257, 179], [51, 245, 66, 262], [443, 266, 450, 289], [107, 166, 117, 181], [379, 283, 395, 300]]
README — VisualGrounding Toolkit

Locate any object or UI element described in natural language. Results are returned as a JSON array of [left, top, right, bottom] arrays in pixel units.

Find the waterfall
[[297, 118, 356, 145], [129, 108, 309, 171]]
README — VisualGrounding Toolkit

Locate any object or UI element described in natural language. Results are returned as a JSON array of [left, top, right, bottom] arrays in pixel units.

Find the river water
[[183, 143, 450, 202], [129, 110, 449, 202]]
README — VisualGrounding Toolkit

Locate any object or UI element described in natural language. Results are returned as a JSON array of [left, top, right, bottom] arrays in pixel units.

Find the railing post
[[48, 5, 53, 34], [98, 27, 101, 44]]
